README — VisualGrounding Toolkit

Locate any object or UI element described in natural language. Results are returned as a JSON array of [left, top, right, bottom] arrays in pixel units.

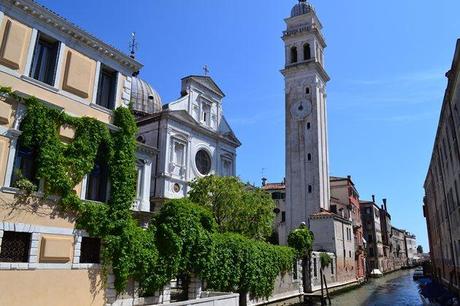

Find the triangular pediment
[[182, 75, 225, 97]]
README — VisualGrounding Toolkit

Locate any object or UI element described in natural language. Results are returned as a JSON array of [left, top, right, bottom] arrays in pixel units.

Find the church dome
[[291, 0, 312, 17], [130, 77, 162, 115]]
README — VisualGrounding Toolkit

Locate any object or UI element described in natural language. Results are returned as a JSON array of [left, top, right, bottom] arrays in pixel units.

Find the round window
[[195, 149, 211, 175], [173, 183, 181, 193]]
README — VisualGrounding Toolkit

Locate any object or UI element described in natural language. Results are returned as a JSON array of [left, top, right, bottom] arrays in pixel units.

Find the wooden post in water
[[320, 269, 325, 305], [323, 273, 331, 305]]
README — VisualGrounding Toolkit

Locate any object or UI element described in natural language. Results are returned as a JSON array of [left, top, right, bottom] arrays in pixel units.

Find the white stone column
[[187, 274, 202, 300]]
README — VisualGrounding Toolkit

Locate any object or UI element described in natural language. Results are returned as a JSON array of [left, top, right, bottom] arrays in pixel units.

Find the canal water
[[328, 268, 424, 305]]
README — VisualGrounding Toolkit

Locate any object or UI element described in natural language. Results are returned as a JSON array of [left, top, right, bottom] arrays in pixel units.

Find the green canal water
[[324, 269, 425, 305]]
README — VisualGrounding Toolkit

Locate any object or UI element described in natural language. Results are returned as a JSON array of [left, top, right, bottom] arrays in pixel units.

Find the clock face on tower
[[290, 99, 312, 121]]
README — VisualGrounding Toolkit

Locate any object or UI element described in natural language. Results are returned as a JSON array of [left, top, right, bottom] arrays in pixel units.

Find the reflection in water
[[328, 269, 424, 306]]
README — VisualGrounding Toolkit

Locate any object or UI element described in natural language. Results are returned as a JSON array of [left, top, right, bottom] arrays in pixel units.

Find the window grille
[[80, 237, 101, 263], [0, 231, 31, 262]]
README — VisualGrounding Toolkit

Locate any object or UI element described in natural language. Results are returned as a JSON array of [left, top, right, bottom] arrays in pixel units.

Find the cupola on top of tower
[[290, 0, 313, 18]]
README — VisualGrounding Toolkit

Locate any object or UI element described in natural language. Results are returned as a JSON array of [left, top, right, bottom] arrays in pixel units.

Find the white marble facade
[[136, 75, 240, 205]]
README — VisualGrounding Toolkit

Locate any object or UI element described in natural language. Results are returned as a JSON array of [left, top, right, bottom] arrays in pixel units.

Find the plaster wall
[[0, 269, 105, 306], [0, 15, 31, 73]]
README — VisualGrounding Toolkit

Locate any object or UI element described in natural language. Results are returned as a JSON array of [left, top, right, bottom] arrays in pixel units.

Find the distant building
[[379, 199, 393, 273], [404, 231, 418, 267], [391, 227, 408, 270], [261, 179, 287, 244], [310, 211, 355, 284], [360, 197, 385, 274], [330, 176, 366, 280], [423, 39, 460, 292], [262, 178, 356, 284]]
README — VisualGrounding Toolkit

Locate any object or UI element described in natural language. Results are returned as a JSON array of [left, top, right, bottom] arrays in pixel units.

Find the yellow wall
[[0, 269, 105, 306], [0, 193, 76, 228], [0, 72, 112, 123], [0, 16, 32, 74], [0, 11, 135, 306], [60, 47, 97, 101]]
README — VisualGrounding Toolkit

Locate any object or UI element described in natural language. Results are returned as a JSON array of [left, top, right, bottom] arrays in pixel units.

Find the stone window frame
[[193, 146, 213, 177], [132, 151, 153, 213], [0, 222, 99, 270], [220, 153, 234, 177], [1, 102, 47, 195], [199, 97, 212, 128], [168, 133, 188, 178], [79, 163, 111, 204]]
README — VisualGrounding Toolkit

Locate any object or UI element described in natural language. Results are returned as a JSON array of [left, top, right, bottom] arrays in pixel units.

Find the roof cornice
[[4, 0, 142, 71]]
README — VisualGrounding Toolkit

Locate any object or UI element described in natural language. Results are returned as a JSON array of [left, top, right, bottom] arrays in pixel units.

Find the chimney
[[372, 195, 375, 203], [383, 198, 387, 211], [261, 177, 267, 186], [347, 175, 351, 181]]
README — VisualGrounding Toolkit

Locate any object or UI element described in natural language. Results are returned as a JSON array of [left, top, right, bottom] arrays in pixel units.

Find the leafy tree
[[287, 224, 314, 258], [188, 175, 275, 240], [319, 252, 332, 269], [417, 245, 424, 254]]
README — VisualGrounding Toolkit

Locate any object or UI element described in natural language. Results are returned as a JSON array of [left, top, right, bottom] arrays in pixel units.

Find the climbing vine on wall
[[0, 86, 298, 298]]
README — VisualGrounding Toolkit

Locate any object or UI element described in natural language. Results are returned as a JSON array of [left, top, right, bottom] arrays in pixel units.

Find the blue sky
[[38, 0, 460, 251]]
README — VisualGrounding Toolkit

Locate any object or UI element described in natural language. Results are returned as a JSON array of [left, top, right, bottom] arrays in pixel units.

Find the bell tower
[[282, 0, 330, 242]]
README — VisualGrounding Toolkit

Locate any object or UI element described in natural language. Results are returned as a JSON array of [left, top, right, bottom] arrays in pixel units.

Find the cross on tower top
[[203, 65, 210, 76]]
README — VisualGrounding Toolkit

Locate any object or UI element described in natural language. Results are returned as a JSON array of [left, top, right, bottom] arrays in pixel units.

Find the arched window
[[307, 153, 312, 161], [290, 46, 297, 63], [303, 43, 311, 60], [305, 87, 310, 94]]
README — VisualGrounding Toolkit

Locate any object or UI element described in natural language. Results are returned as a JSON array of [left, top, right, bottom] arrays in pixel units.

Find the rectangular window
[[10, 143, 38, 188], [222, 159, 232, 176], [202, 103, 211, 126], [135, 160, 144, 200], [281, 211, 286, 223], [96, 66, 117, 110], [174, 142, 185, 166], [85, 155, 109, 202], [30, 33, 59, 86], [80, 237, 101, 263], [0, 231, 31, 262], [331, 259, 334, 274]]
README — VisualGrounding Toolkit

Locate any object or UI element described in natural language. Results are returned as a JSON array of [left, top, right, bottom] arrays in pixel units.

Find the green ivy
[[203, 232, 295, 298], [0, 86, 298, 298]]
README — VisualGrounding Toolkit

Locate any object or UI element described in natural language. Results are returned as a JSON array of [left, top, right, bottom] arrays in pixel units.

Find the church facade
[[135, 75, 240, 209]]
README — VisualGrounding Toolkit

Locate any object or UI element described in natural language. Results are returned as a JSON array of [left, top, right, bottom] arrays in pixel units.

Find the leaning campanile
[[282, 0, 330, 243]]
